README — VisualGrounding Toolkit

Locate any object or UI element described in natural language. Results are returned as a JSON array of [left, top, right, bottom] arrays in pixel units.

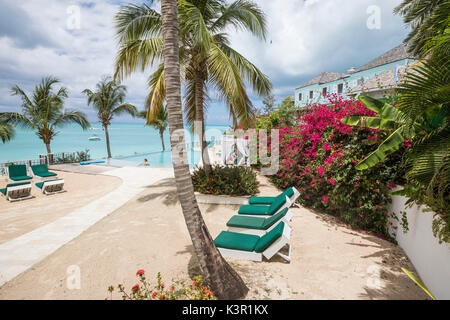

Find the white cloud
[[0, 0, 409, 122]]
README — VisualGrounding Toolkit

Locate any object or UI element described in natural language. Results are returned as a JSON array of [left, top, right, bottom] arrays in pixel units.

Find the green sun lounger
[[0, 182, 33, 202], [214, 221, 292, 262], [7, 164, 33, 182], [30, 164, 57, 179], [36, 179, 65, 195], [226, 208, 293, 235], [238, 193, 291, 217], [249, 187, 299, 205]]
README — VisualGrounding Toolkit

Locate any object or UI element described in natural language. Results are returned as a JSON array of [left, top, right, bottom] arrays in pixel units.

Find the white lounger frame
[[1, 184, 33, 202], [227, 209, 293, 236], [39, 179, 65, 195], [217, 224, 292, 262]]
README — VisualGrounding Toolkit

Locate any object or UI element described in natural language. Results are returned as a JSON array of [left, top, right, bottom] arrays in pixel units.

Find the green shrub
[[192, 165, 259, 196]]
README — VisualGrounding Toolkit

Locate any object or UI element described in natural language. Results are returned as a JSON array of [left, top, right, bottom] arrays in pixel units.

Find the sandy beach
[[0, 171, 122, 245], [0, 171, 428, 300]]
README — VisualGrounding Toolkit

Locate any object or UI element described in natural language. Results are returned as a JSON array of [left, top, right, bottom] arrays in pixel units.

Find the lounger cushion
[[8, 165, 32, 180], [31, 165, 57, 177], [238, 204, 271, 215], [226, 215, 266, 230], [9, 175, 32, 181], [0, 182, 31, 195], [249, 196, 276, 205], [36, 179, 63, 190], [248, 187, 295, 205], [254, 222, 285, 253], [261, 208, 288, 229], [267, 194, 287, 213], [214, 231, 260, 252]]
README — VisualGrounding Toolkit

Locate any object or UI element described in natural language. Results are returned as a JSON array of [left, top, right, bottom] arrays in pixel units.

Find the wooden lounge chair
[[35, 179, 65, 195], [30, 164, 57, 179], [0, 182, 33, 202], [226, 208, 293, 236], [238, 194, 292, 218], [7, 164, 32, 183], [249, 187, 300, 206], [214, 221, 292, 262]]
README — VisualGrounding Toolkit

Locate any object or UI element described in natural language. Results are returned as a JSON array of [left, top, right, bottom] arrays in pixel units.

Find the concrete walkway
[[0, 166, 174, 287]]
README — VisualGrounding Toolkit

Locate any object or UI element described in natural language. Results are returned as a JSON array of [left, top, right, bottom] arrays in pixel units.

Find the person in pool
[[143, 158, 149, 166]]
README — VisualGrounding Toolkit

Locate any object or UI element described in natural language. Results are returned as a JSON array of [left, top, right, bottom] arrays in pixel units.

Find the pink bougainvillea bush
[[266, 95, 407, 238]]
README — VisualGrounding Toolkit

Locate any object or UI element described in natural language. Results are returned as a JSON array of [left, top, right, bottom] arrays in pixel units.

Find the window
[[322, 87, 327, 96], [309, 91, 313, 99], [337, 83, 344, 94], [298, 93, 302, 101]]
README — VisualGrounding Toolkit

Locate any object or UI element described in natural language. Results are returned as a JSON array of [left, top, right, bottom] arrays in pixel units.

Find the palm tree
[[158, 0, 248, 299], [138, 105, 168, 151], [393, 0, 447, 57], [0, 117, 14, 143], [83, 77, 137, 158], [4, 76, 89, 154], [114, 0, 272, 173]]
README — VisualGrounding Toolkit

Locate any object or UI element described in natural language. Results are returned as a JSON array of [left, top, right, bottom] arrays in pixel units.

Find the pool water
[[112, 149, 202, 168]]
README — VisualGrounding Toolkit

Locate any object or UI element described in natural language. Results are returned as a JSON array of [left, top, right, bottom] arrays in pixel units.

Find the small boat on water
[[88, 135, 102, 141]]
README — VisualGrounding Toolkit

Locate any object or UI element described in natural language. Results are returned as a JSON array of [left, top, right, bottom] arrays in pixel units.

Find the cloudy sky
[[0, 0, 409, 125]]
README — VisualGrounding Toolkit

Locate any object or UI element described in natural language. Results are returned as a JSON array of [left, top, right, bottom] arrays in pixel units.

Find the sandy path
[[0, 175, 428, 300], [0, 171, 122, 244]]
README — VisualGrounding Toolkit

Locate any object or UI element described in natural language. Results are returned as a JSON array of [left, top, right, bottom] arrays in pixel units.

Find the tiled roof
[[296, 72, 347, 89], [355, 44, 415, 73], [349, 66, 410, 94]]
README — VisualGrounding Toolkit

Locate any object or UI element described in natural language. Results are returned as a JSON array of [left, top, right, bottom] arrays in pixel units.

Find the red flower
[[322, 195, 328, 203], [152, 291, 158, 299], [131, 284, 140, 292], [136, 269, 145, 276]]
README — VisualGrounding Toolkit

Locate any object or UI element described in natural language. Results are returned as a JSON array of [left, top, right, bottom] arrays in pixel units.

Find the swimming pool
[[112, 149, 203, 168]]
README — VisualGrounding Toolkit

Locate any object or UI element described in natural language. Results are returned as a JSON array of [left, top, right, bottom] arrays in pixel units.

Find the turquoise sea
[[0, 123, 229, 166]]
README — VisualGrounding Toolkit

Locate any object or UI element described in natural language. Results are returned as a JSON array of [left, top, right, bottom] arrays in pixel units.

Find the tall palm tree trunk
[[194, 70, 212, 174], [159, 128, 166, 151], [45, 143, 52, 154], [104, 125, 112, 158], [161, 0, 248, 300]]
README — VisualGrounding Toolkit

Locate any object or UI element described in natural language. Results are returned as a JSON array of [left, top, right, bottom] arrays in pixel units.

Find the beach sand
[[0, 171, 122, 245], [0, 173, 428, 300]]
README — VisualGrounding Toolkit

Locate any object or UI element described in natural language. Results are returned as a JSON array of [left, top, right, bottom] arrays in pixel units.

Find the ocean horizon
[[0, 123, 230, 163]]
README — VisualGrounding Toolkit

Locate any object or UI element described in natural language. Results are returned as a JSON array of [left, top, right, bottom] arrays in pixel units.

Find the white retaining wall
[[388, 189, 450, 300]]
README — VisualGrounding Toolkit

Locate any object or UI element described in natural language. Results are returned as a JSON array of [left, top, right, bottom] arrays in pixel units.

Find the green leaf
[[401, 268, 436, 300]]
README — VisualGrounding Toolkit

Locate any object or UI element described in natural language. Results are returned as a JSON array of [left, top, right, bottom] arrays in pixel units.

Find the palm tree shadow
[[176, 245, 202, 279], [359, 265, 430, 300], [137, 178, 180, 206]]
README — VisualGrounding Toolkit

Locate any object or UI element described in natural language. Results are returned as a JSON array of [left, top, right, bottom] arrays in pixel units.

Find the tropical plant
[[108, 269, 216, 300], [114, 0, 272, 173], [268, 95, 405, 238], [342, 93, 449, 242], [261, 95, 276, 115], [192, 165, 259, 196], [278, 96, 298, 126], [154, 0, 248, 299], [139, 105, 168, 151], [4, 76, 89, 154], [401, 268, 436, 300], [393, 0, 447, 57], [0, 117, 14, 143], [83, 77, 137, 158]]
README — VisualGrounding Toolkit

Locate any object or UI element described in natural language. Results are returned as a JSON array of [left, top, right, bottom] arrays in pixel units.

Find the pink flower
[[322, 195, 328, 203], [327, 178, 335, 186]]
